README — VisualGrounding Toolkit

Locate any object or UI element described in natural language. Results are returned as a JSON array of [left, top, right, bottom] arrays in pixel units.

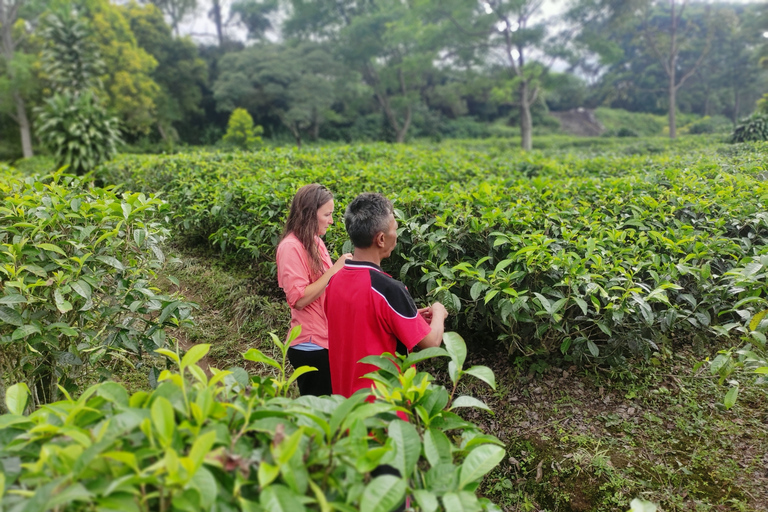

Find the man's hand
[[416, 302, 448, 349], [419, 303, 447, 323]]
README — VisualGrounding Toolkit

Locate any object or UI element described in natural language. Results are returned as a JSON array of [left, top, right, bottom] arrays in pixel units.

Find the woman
[[276, 184, 351, 396]]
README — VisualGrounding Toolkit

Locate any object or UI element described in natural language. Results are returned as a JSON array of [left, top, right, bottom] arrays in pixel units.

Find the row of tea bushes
[[0, 333, 504, 512], [95, 140, 768, 358], [0, 170, 192, 408]]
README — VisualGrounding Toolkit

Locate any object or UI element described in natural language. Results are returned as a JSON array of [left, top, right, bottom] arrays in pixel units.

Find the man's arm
[[416, 303, 448, 349]]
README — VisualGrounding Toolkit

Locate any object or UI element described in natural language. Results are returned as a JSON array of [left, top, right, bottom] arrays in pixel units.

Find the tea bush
[[94, 140, 768, 359], [0, 171, 192, 408], [0, 332, 504, 512]]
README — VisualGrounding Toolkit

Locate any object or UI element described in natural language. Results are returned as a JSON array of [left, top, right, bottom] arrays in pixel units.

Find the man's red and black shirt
[[324, 260, 430, 397]]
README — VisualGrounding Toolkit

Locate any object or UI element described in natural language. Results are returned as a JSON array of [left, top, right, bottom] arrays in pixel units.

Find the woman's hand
[[331, 253, 353, 273]]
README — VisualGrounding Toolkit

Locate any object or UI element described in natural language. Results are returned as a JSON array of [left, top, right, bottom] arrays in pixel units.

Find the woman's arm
[[294, 253, 352, 310]]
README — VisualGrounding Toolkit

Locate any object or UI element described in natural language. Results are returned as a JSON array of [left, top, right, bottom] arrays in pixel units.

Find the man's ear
[[374, 231, 385, 248]]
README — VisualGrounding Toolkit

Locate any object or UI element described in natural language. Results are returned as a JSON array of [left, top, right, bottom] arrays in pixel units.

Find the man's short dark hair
[[344, 193, 394, 248]]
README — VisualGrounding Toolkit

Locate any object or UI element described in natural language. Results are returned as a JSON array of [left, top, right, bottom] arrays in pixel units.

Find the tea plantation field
[[2, 136, 767, 511]]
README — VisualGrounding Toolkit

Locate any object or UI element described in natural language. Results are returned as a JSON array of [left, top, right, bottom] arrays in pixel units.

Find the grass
[[141, 246, 768, 512]]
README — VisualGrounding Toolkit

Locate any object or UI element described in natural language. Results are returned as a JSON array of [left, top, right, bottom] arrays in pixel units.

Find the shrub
[[35, 91, 123, 176], [35, 6, 123, 176], [683, 115, 732, 135], [0, 331, 504, 512], [0, 171, 192, 408], [95, 142, 768, 360], [730, 113, 768, 143], [221, 108, 263, 149]]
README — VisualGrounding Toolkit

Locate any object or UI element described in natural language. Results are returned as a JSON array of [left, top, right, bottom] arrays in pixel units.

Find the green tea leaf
[[0, 306, 23, 326], [6, 382, 30, 415], [723, 386, 738, 410], [151, 396, 175, 446], [180, 344, 210, 370], [463, 365, 496, 390], [389, 419, 420, 478], [37, 243, 67, 256], [360, 475, 406, 512], [443, 331, 467, 369], [458, 444, 505, 488], [451, 395, 491, 413], [260, 484, 307, 512]]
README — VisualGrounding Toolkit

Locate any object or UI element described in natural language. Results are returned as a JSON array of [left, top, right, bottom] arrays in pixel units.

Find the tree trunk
[[669, 75, 677, 139], [15, 90, 33, 158], [395, 106, 412, 143], [519, 80, 533, 151], [210, 0, 224, 46]]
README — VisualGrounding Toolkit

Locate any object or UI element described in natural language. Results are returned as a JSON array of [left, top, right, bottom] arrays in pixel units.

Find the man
[[324, 192, 448, 397]]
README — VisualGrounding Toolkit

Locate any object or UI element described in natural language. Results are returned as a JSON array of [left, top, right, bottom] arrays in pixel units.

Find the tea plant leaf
[[47, 482, 92, 508], [629, 498, 658, 512], [151, 396, 175, 447], [0, 294, 26, 305], [360, 475, 406, 512], [96, 255, 125, 271], [242, 348, 280, 371], [451, 396, 491, 413], [71, 280, 92, 300], [413, 490, 439, 512], [389, 419, 420, 478], [260, 484, 307, 512], [443, 332, 467, 369], [287, 365, 318, 387], [6, 382, 30, 416], [442, 491, 482, 512], [458, 444, 505, 488], [155, 348, 180, 365], [463, 365, 496, 390], [402, 347, 449, 367], [98, 382, 129, 407], [749, 310, 768, 332], [54, 289, 72, 313], [37, 243, 67, 256], [189, 431, 217, 472], [0, 306, 23, 326], [12, 324, 41, 340], [723, 386, 738, 410], [587, 340, 600, 357], [180, 344, 210, 370], [424, 428, 452, 467]]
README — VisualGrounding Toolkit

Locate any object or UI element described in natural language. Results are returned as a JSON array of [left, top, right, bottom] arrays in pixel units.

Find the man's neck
[[352, 248, 383, 267]]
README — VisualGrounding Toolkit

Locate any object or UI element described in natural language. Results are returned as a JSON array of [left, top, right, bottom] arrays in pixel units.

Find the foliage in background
[[122, 1, 207, 144], [221, 108, 263, 150], [701, 256, 768, 408], [215, 41, 343, 148], [95, 138, 768, 363], [35, 5, 122, 175], [72, 0, 160, 134], [0, 170, 192, 408], [730, 112, 768, 143], [0, 332, 504, 511]]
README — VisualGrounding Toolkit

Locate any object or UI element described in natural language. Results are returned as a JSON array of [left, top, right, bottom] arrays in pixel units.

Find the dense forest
[[1, 0, 767, 159]]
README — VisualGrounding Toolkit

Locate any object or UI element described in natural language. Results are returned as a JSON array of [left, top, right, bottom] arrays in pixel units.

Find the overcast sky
[[164, 0, 765, 45]]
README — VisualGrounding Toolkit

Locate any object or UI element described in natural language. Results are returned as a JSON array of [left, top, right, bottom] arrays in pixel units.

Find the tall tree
[[567, 0, 713, 138], [214, 42, 342, 148], [144, 0, 196, 36], [36, 5, 121, 175], [0, 0, 41, 157], [124, 2, 207, 142], [439, 0, 554, 150], [641, 0, 712, 138], [286, 0, 446, 143]]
